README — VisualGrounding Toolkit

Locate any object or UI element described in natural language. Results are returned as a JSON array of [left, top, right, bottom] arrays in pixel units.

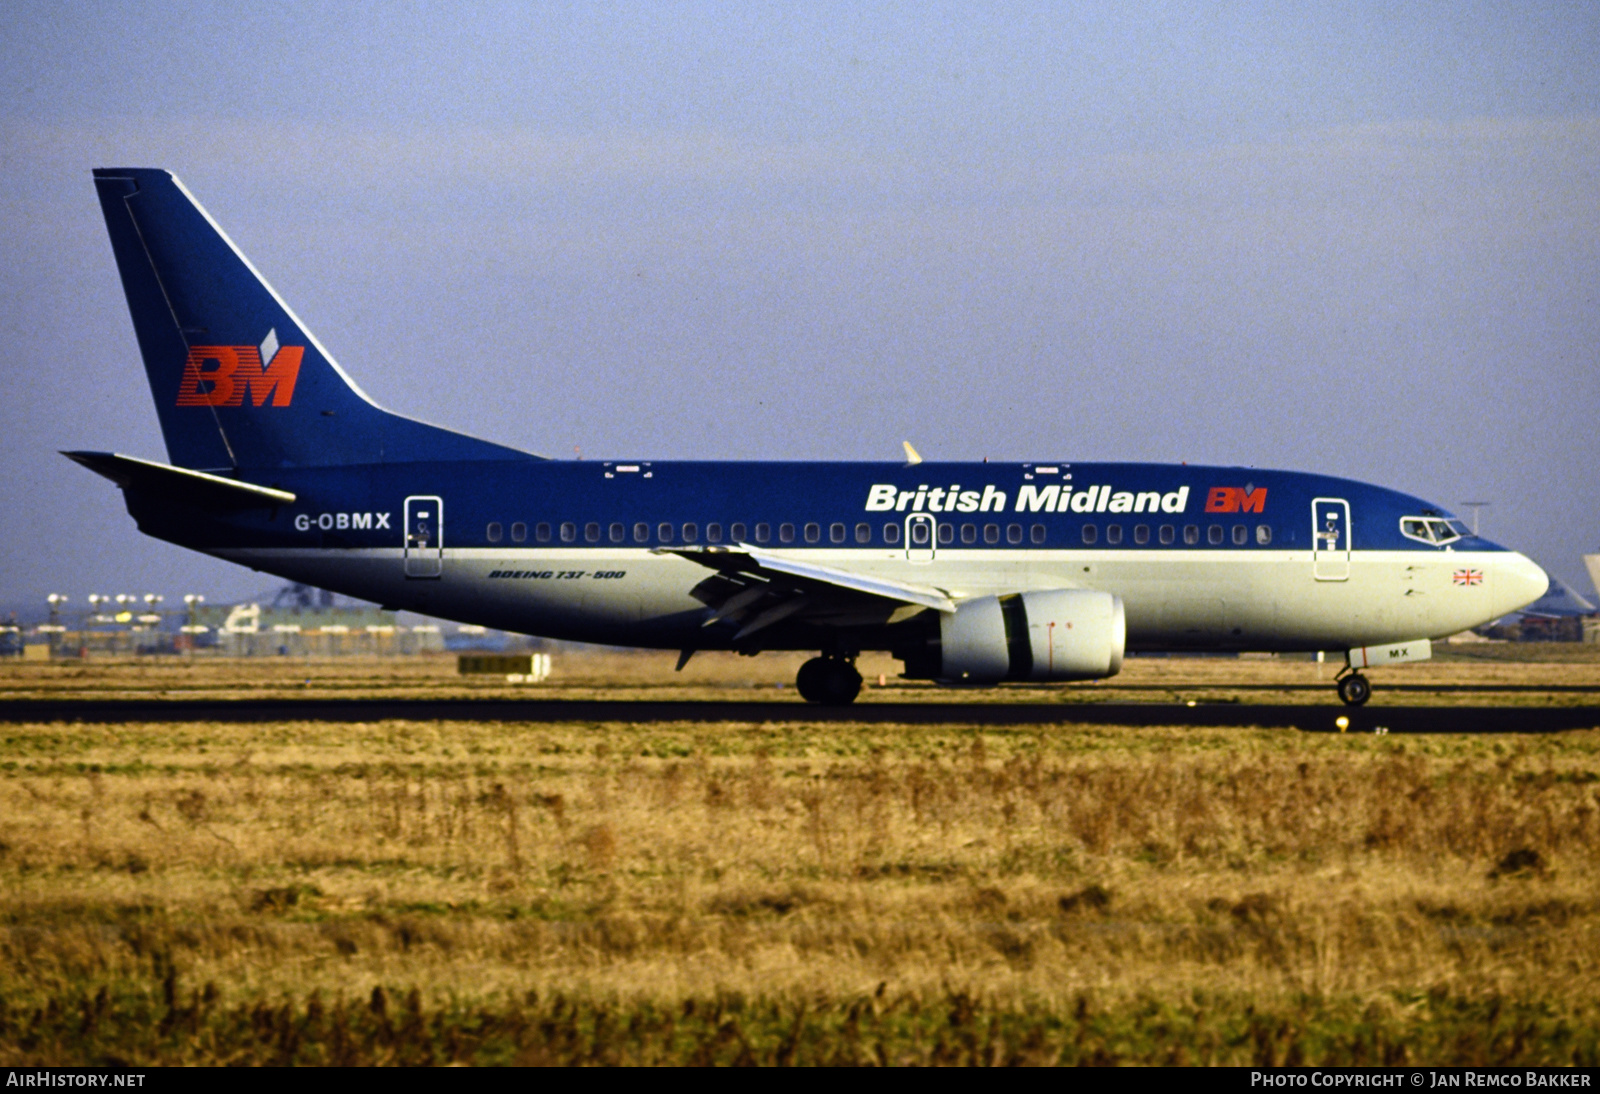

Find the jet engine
[[924, 590, 1125, 683]]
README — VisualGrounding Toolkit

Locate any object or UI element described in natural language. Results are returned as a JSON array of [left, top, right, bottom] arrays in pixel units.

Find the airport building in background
[[192, 597, 443, 657], [2, 583, 529, 658]]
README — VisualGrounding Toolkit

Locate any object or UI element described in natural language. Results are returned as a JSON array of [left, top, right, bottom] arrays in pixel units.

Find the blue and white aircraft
[[73, 168, 1548, 706]]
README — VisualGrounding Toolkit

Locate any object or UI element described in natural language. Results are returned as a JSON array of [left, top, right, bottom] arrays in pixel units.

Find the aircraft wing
[[657, 543, 954, 642]]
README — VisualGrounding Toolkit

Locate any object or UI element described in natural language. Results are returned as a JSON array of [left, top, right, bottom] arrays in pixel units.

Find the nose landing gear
[[796, 656, 863, 706], [1335, 670, 1371, 707]]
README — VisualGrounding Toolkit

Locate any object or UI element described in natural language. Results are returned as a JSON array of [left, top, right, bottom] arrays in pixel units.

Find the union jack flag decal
[[1453, 569, 1484, 586]]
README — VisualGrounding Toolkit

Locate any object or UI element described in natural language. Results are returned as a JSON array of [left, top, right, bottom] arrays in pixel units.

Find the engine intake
[[931, 590, 1125, 683]]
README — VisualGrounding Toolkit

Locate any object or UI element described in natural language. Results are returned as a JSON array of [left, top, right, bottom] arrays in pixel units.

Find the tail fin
[[92, 168, 534, 470]]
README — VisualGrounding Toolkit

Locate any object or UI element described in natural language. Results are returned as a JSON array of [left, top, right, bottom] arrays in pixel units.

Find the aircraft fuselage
[[79, 167, 1550, 705], [119, 457, 1546, 656]]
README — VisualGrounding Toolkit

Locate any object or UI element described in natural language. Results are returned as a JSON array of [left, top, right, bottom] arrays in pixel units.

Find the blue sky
[[2, 2, 1597, 604]]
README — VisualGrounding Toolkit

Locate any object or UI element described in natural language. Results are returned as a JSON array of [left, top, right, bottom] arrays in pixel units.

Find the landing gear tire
[[1337, 673, 1371, 707], [796, 657, 863, 706]]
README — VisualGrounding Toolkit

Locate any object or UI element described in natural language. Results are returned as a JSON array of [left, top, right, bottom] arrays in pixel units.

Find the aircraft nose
[[1494, 552, 1549, 616]]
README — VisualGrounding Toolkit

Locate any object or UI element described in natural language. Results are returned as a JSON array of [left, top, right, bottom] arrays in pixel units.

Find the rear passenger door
[[403, 495, 444, 579]]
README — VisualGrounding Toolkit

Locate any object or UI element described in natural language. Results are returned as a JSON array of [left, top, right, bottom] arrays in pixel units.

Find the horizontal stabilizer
[[62, 451, 296, 508]]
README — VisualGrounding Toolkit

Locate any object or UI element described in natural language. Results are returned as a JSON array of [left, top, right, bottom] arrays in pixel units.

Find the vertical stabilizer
[[92, 168, 533, 470]]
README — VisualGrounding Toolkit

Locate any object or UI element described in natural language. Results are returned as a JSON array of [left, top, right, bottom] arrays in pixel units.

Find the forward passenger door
[[1311, 498, 1350, 581]]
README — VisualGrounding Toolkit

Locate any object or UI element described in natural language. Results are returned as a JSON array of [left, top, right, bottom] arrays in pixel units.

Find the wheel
[[796, 657, 862, 705], [795, 657, 828, 702], [817, 660, 863, 705], [1337, 673, 1371, 707]]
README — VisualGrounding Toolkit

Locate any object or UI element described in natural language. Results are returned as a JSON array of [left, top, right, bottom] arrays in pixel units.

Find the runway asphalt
[[2, 698, 1597, 733]]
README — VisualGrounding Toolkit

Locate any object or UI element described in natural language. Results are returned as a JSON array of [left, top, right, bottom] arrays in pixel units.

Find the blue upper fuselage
[[151, 459, 1510, 557]]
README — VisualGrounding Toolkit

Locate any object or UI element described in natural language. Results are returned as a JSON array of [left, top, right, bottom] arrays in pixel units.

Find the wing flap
[[660, 544, 955, 613]]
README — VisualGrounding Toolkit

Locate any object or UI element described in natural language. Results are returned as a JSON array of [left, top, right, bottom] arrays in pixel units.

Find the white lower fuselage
[[221, 544, 1545, 653]]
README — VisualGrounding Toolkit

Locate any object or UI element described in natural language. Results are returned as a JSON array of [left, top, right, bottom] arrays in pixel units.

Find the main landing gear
[[1336, 670, 1372, 707], [796, 656, 863, 706]]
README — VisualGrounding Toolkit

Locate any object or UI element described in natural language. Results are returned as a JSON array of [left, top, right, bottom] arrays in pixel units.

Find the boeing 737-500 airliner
[[71, 168, 1548, 706]]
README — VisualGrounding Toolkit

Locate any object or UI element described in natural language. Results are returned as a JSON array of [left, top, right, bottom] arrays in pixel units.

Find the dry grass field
[[2, 653, 1599, 1064]]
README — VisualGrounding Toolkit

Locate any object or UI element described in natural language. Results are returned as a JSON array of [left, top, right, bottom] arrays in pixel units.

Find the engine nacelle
[[935, 590, 1125, 683]]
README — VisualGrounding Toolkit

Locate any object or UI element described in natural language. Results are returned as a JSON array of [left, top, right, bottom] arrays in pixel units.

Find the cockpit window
[[1399, 516, 1467, 546]]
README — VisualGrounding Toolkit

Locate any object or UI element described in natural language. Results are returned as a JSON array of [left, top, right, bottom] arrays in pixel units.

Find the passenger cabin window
[[633, 522, 649, 543], [938, 523, 954, 545], [803, 522, 820, 543], [1400, 516, 1466, 546], [486, 522, 503, 543], [779, 523, 796, 543], [1032, 524, 1046, 544], [1232, 524, 1247, 545], [1007, 524, 1023, 545], [511, 522, 527, 543], [536, 522, 551, 543], [561, 522, 577, 543], [1208, 525, 1224, 545], [855, 522, 871, 544], [682, 523, 698, 543], [754, 523, 770, 543], [1256, 525, 1271, 545], [1082, 524, 1098, 545], [831, 522, 846, 544], [1134, 524, 1150, 545], [1184, 525, 1200, 545], [961, 524, 977, 545], [883, 523, 901, 544], [984, 524, 1000, 544], [707, 523, 723, 543], [1105, 524, 1122, 545], [609, 522, 625, 543], [731, 522, 747, 542], [1159, 525, 1175, 545], [584, 522, 600, 543], [658, 522, 674, 543], [910, 521, 930, 546]]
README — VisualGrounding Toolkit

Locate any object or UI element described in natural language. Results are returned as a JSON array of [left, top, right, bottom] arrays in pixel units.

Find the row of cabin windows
[[486, 521, 879, 545], [1088, 523, 1273, 546], [484, 520, 1274, 547]]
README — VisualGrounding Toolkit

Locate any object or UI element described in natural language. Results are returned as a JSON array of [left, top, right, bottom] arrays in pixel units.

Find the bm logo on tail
[[175, 328, 303, 407]]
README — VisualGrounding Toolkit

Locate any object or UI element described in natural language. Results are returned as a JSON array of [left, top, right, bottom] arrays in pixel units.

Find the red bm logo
[[176, 337, 303, 408], [1205, 486, 1268, 513]]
